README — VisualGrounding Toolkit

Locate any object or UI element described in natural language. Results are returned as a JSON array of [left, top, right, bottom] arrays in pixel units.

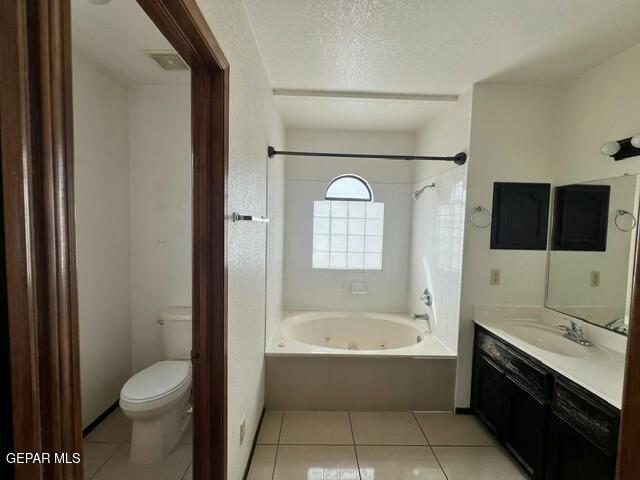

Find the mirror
[[546, 174, 640, 335]]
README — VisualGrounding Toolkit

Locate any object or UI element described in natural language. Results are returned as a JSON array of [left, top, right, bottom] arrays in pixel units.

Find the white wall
[[73, 52, 132, 427], [128, 85, 192, 373], [414, 88, 473, 183], [282, 129, 414, 313], [555, 43, 640, 185], [195, 2, 285, 478], [551, 41, 640, 329], [409, 90, 472, 353], [457, 83, 559, 407]]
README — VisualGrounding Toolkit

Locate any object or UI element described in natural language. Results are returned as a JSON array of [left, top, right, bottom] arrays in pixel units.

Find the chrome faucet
[[557, 320, 593, 346], [412, 313, 430, 321]]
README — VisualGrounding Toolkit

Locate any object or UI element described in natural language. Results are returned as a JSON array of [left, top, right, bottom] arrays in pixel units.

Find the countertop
[[474, 306, 626, 409]]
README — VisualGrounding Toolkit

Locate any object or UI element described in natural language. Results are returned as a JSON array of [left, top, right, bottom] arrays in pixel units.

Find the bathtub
[[266, 310, 455, 358]]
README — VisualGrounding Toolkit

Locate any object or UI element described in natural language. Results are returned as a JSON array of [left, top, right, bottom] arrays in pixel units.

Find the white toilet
[[120, 306, 192, 464]]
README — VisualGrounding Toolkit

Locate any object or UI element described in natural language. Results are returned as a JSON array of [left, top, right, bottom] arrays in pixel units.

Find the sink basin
[[500, 323, 590, 358]]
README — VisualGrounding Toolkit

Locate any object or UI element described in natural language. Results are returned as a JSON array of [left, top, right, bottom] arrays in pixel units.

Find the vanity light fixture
[[600, 141, 621, 157], [601, 134, 640, 161]]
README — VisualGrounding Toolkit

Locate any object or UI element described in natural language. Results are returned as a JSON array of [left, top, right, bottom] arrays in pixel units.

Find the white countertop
[[474, 306, 626, 409]]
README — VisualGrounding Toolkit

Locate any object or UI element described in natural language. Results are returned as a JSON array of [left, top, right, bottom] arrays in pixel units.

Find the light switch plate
[[490, 269, 501, 286], [590, 271, 600, 287]]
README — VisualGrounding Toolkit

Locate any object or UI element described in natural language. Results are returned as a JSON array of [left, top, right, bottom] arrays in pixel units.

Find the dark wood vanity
[[472, 325, 620, 480]]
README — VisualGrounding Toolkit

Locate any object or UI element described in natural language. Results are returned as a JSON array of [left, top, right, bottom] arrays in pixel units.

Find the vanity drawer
[[552, 380, 619, 453], [477, 330, 551, 401]]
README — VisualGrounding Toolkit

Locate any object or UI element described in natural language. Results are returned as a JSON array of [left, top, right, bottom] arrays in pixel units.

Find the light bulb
[[631, 135, 640, 149], [600, 141, 621, 156]]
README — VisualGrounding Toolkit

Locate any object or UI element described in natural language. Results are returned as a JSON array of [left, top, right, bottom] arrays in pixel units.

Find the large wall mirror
[[546, 174, 640, 335]]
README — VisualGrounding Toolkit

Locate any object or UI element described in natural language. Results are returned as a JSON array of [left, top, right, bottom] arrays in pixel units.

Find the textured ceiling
[[71, 0, 189, 85], [244, 0, 640, 95], [275, 95, 449, 132]]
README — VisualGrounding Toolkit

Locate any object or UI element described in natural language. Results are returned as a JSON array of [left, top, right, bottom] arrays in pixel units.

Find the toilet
[[120, 306, 192, 464]]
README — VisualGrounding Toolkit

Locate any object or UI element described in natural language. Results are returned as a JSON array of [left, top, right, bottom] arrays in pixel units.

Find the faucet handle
[[420, 288, 432, 307], [570, 320, 583, 333]]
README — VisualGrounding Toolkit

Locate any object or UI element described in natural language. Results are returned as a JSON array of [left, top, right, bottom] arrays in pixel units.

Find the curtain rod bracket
[[267, 145, 466, 165]]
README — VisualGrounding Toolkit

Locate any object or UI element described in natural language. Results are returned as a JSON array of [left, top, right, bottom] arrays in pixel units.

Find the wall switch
[[239, 415, 246, 445], [590, 271, 600, 287], [490, 269, 501, 286]]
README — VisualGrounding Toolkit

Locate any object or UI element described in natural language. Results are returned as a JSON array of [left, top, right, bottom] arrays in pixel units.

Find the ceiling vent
[[146, 50, 188, 71]]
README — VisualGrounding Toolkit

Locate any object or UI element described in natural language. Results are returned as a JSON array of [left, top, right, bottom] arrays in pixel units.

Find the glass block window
[[312, 200, 384, 270]]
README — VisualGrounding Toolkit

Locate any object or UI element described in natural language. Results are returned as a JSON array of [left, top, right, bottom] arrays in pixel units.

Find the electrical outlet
[[490, 269, 501, 286], [239, 415, 246, 445], [590, 271, 601, 287]]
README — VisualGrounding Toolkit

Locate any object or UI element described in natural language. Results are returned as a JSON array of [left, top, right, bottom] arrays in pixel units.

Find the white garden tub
[[266, 311, 455, 358]]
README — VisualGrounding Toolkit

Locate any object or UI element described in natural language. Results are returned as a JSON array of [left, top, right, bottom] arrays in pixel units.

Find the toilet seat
[[120, 360, 191, 413]]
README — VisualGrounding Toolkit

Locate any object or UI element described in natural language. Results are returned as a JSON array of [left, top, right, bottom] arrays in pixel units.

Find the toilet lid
[[121, 360, 191, 403]]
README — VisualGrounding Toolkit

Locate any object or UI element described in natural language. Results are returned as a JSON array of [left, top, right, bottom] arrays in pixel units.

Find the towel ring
[[471, 206, 492, 229], [614, 209, 637, 232]]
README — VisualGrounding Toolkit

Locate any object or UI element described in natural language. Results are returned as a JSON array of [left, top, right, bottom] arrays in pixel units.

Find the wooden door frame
[[0, 1, 229, 479], [618, 222, 640, 478]]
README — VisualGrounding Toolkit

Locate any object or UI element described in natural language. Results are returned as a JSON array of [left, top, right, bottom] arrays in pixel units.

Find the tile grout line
[[88, 440, 126, 480], [428, 445, 450, 480], [179, 459, 192, 480], [412, 412, 450, 480], [410, 411, 431, 445], [347, 412, 363, 480], [270, 412, 285, 480]]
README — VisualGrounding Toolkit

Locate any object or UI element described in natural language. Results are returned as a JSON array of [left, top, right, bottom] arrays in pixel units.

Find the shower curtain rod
[[267, 146, 467, 165]]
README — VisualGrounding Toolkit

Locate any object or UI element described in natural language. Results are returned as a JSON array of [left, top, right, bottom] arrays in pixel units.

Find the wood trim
[[1, 0, 83, 478], [1, 0, 228, 479], [129, 2, 230, 479], [617, 218, 640, 477]]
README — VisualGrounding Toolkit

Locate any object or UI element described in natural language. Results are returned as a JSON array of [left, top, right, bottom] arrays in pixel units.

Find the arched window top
[[325, 174, 373, 202]]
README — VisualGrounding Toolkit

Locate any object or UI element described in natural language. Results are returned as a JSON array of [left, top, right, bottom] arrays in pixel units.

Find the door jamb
[[0, 1, 228, 478]]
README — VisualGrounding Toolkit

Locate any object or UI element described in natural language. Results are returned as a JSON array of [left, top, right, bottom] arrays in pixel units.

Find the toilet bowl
[[120, 307, 192, 464]]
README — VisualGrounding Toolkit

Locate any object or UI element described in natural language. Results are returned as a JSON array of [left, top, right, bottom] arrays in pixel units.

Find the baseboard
[[455, 407, 473, 415], [242, 407, 266, 480], [83, 400, 119, 438]]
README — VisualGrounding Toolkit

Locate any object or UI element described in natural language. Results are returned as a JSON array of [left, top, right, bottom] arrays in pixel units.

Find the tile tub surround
[[82, 408, 192, 480], [474, 305, 626, 408], [265, 356, 456, 411], [247, 410, 527, 480], [267, 310, 455, 358]]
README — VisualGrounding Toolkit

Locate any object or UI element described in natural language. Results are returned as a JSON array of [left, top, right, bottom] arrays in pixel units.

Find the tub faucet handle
[[420, 288, 432, 307]]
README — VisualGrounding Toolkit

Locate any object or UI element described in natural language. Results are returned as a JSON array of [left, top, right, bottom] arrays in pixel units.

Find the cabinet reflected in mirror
[[547, 174, 640, 335]]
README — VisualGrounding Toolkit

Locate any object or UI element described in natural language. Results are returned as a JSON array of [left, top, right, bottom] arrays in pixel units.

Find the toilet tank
[[160, 306, 192, 360]]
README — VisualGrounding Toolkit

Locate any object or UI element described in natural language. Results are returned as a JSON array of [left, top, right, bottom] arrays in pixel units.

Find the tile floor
[[83, 409, 527, 479], [82, 408, 192, 480], [248, 411, 528, 480]]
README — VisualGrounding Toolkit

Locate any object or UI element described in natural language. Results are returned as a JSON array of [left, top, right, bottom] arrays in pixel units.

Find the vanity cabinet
[[471, 326, 619, 480], [472, 353, 505, 435]]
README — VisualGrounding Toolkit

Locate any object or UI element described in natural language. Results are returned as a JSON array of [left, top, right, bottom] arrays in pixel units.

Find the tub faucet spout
[[412, 313, 429, 321]]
